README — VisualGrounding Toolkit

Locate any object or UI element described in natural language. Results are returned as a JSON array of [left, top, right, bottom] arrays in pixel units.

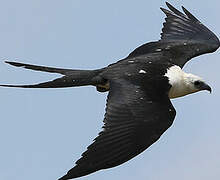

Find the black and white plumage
[[0, 2, 219, 180]]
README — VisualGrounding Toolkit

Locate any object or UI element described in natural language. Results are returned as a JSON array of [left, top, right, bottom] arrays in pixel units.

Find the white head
[[165, 65, 211, 99]]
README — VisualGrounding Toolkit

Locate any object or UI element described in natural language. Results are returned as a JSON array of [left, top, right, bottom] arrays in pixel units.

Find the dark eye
[[194, 81, 201, 86]]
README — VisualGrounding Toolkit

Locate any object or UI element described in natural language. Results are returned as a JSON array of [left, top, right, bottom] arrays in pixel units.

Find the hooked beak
[[200, 83, 212, 93]]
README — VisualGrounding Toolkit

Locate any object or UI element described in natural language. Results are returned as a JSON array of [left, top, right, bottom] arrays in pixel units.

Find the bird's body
[[0, 2, 219, 180]]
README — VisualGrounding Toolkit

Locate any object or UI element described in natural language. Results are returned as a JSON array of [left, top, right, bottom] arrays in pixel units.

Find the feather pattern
[[127, 2, 219, 68], [58, 79, 176, 180]]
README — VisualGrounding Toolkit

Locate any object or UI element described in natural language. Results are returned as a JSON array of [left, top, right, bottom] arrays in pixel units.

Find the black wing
[[59, 79, 176, 180], [128, 2, 220, 68]]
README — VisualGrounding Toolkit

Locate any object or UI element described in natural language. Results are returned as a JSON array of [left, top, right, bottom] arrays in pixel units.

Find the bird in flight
[[1, 2, 219, 180]]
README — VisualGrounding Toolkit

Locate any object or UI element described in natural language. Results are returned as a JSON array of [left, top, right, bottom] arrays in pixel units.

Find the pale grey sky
[[0, 1, 219, 180]]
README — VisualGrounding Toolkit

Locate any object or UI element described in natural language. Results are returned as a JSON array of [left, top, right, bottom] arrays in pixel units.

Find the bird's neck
[[164, 65, 199, 99]]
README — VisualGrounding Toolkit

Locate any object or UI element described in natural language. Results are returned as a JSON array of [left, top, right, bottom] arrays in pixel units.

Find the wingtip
[[160, 2, 169, 10], [161, 2, 180, 16], [181, 6, 189, 17], [181, 6, 188, 13], [165, 2, 178, 12], [181, 5, 199, 21], [160, 7, 165, 12], [160, 2, 170, 12], [165, 2, 173, 9], [160, 7, 170, 15]]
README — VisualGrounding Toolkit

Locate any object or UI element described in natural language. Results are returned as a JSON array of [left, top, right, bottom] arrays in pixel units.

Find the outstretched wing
[[59, 79, 176, 180], [128, 2, 219, 68]]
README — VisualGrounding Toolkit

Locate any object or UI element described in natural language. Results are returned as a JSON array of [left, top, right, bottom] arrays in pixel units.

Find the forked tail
[[0, 61, 103, 88]]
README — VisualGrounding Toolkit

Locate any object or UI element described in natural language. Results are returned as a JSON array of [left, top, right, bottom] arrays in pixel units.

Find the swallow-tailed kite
[[1, 2, 219, 180]]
